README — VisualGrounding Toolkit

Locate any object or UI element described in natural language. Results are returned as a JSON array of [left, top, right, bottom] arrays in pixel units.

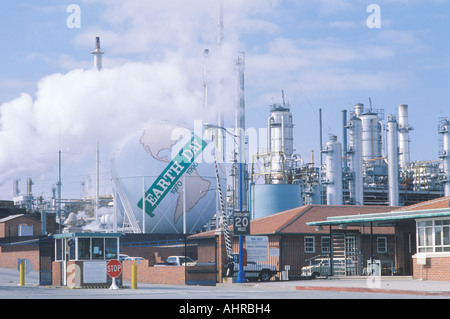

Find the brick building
[[308, 196, 450, 281], [191, 204, 398, 280]]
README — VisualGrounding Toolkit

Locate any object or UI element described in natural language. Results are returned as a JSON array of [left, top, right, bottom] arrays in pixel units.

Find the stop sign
[[107, 259, 122, 278]]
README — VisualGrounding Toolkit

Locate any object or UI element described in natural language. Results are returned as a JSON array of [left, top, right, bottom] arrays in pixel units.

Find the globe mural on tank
[[111, 122, 224, 234]]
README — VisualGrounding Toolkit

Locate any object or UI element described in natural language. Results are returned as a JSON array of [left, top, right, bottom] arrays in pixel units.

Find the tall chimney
[[91, 37, 104, 71], [387, 116, 400, 206], [398, 104, 413, 168]]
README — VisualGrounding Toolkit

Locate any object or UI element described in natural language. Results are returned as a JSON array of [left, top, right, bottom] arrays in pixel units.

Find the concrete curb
[[295, 285, 450, 296]]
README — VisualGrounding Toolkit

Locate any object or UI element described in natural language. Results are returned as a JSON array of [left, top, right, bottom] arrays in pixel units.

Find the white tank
[[268, 101, 294, 182], [323, 135, 343, 205], [387, 116, 399, 206], [359, 110, 383, 164], [111, 122, 224, 234], [346, 115, 363, 205]]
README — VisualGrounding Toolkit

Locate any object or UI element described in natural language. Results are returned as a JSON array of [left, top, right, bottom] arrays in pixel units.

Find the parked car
[[124, 256, 144, 261], [165, 256, 197, 266], [232, 254, 277, 282], [301, 257, 354, 278], [119, 254, 129, 262]]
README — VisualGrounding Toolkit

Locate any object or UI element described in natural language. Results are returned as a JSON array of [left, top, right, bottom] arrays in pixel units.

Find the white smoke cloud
[[0, 0, 277, 199], [0, 58, 234, 196]]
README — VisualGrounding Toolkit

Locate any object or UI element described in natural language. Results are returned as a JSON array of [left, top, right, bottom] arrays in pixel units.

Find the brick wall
[[0, 216, 41, 238], [52, 261, 62, 286], [122, 259, 186, 285], [120, 245, 195, 265], [413, 255, 450, 281], [0, 245, 40, 270]]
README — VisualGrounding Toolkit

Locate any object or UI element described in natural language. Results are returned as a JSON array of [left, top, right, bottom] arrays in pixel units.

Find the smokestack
[[91, 37, 104, 71], [398, 104, 413, 168], [13, 180, 20, 197], [217, 0, 224, 47], [387, 115, 400, 206], [27, 178, 33, 196]]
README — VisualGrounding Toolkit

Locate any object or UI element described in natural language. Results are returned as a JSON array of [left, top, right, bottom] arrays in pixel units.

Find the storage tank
[[251, 183, 302, 219], [111, 122, 223, 234], [323, 135, 343, 205]]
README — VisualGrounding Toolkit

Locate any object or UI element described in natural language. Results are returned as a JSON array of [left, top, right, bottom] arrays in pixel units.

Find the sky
[[0, 0, 449, 201]]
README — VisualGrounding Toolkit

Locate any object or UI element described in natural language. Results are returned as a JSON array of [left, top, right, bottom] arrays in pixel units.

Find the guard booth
[[52, 232, 122, 288]]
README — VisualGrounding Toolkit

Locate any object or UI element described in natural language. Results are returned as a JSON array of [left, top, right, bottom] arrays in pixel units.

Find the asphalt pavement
[[220, 276, 450, 297], [1, 266, 450, 299]]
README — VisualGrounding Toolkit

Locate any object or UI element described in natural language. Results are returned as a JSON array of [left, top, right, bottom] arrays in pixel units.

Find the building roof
[[189, 204, 396, 239], [0, 214, 24, 222], [252, 205, 396, 235], [397, 196, 450, 212], [54, 232, 123, 239], [307, 196, 450, 227]]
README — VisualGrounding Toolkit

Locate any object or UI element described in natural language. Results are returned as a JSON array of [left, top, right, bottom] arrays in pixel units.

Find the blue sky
[[0, 0, 449, 199]]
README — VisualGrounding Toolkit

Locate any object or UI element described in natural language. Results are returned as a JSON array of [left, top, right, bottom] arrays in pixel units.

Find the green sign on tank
[[137, 133, 207, 217]]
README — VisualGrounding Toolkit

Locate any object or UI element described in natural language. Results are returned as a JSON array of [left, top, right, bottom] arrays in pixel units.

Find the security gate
[[332, 231, 360, 276]]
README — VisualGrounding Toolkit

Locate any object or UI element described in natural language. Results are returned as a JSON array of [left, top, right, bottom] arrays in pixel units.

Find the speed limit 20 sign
[[233, 211, 251, 235]]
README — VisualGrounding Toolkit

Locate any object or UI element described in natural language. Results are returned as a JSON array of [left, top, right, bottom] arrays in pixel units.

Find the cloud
[[0, 55, 238, 193]]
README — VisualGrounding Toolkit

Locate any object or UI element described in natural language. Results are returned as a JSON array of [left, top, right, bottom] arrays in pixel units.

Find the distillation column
[[398, 104, 413, 169], [323, 135, 343, 205], [387, 116, 400, 206], [439, 118, 450, 197], [346, 115, 363, 205]]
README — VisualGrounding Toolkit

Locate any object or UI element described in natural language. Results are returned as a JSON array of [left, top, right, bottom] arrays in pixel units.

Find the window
[[78, 238, 91, 260], [92, 238, 104, 260], [56, 239, 65, 261], [68, 238, 76, 260], [305, 236, 315, 254], [417, 219, 450, 253], [377, 237, 387, 253], [105, 238, 118, 260], [321, 236, 330, 254]]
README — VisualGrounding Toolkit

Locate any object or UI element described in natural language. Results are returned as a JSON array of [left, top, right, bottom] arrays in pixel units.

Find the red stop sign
[[107, 259, 122, 278]]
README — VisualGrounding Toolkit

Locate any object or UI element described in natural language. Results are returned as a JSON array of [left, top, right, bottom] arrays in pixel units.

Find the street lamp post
[[204, 123, 246, 283]]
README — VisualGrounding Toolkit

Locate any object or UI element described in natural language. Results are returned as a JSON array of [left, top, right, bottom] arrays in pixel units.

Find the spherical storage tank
[[111, 122, 224, 234], [251, 184, 302, 219]]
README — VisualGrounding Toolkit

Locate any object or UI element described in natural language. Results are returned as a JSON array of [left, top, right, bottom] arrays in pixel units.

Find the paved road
[[1, 267, 449, 301]]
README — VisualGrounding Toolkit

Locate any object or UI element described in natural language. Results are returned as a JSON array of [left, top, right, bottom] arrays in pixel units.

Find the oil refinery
[[250, 100, 449, 219], [7, 32, 450, 236]]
